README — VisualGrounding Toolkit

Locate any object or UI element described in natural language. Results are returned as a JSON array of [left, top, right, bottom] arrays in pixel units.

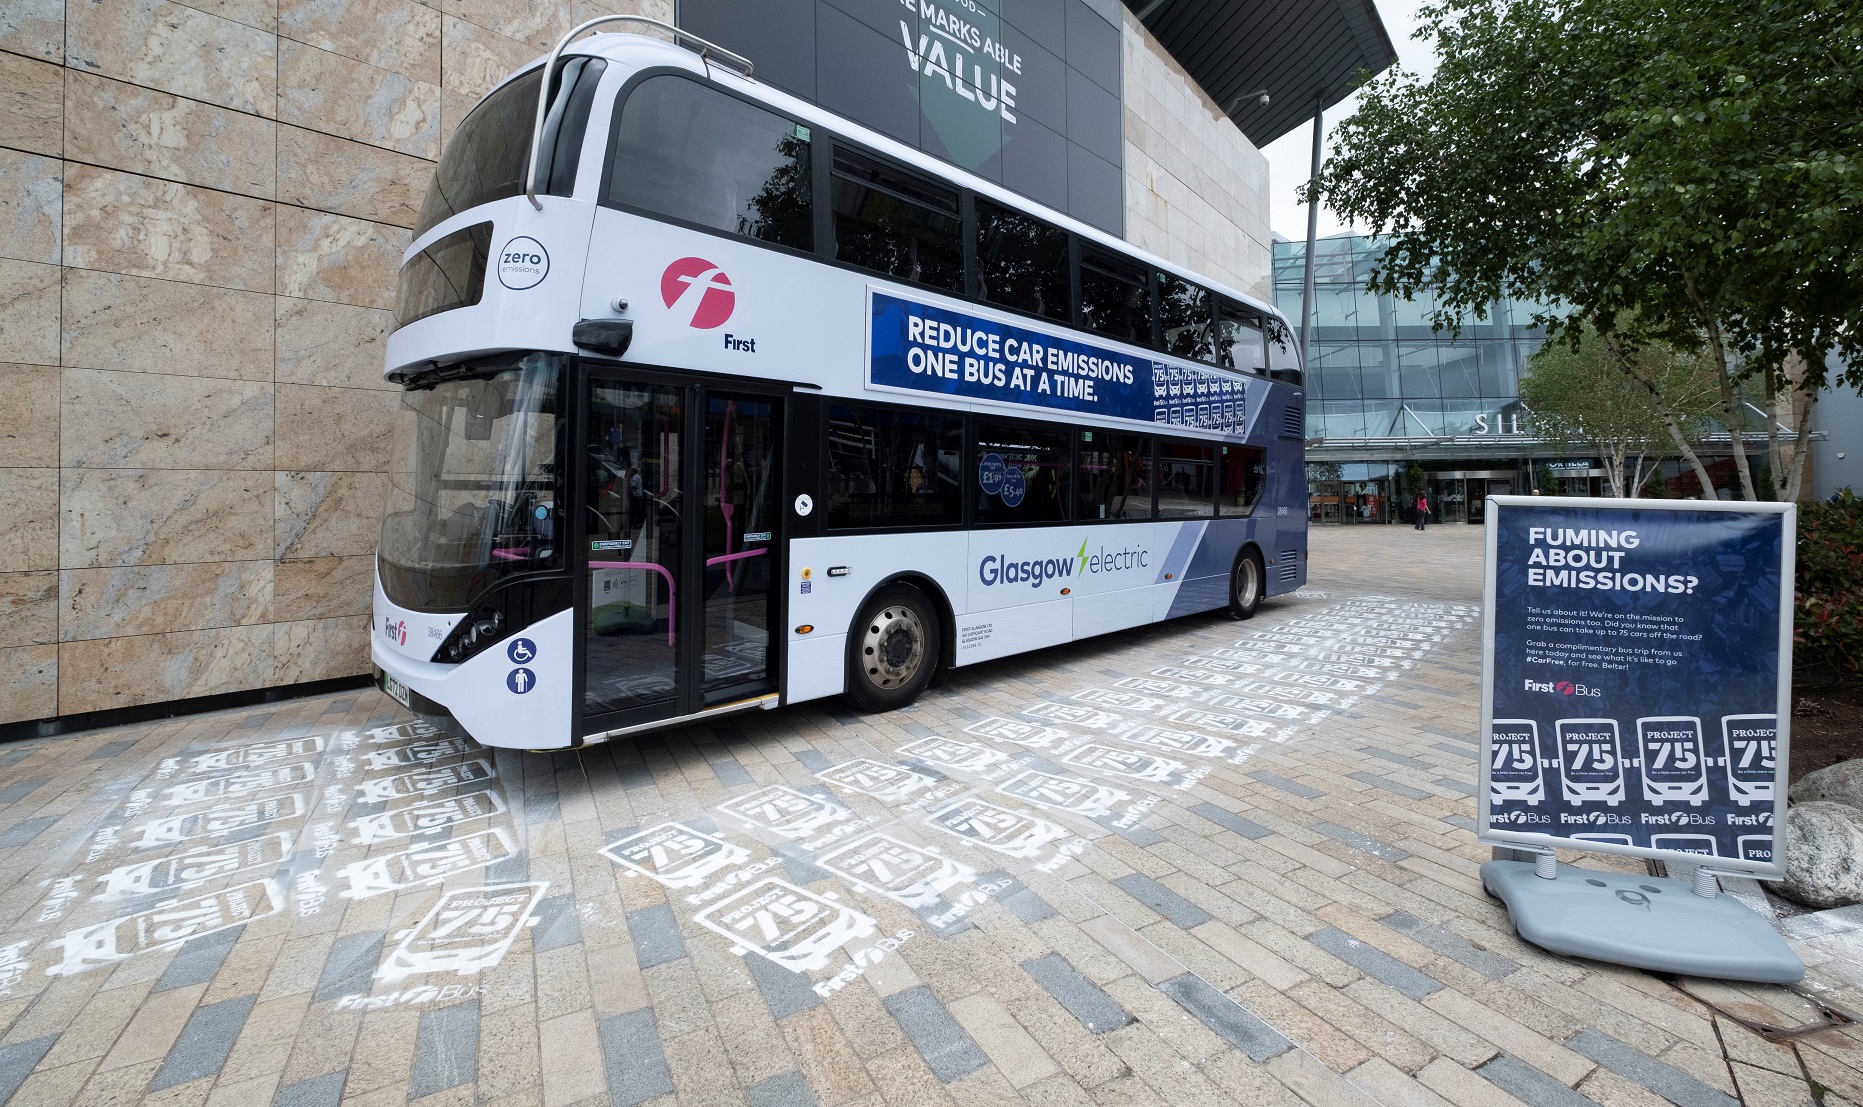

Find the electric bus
[[372, 19, 1308, 750]]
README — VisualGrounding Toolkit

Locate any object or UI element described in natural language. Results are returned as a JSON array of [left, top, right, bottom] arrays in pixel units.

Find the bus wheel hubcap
[[863, 607, 924, 689], [1237, 562, 1258, 606]]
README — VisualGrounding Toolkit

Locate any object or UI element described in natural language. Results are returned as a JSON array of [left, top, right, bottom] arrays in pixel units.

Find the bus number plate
[[382, 671, 411, 708]]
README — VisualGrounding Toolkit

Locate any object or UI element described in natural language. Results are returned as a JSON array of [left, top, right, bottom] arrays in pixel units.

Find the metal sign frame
[[1477, 495, 1795, 879]]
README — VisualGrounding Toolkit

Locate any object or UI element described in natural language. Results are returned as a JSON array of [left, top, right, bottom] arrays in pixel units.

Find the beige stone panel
[[0, 571, 57, 647], [443, 0, 565, 51], [61, 468, 274, 568], [0, 643, 56, 723], [278, 41, 441, 160], [62, 269, 274, 381], [573, 0, 674, 32], [440, 16, 538, 101], [0, 0, 62, 61], [0, 363, 59, 466], [58, 622, 274, 713], [0, 468, 55, 571], [275, 554, 373, 619], [0, 151, 60, 266], [66, 0, 276, 117], [62, 165, 275, 293], [276, 384, 396, 472], [277, 126, 430, 229], [61, 368, 274, 470], [279, 0, 440, 83], [276, 470, 388, 559], [275, 615, 370, 684], [0, 53, 64, 156], [0, 258, 61, 366], [59, 560, 271, 641], [63, 71, 277, 200], [275, 297, 396, 390], [170, 0, 278, 34], [277, 207, 407, 310]]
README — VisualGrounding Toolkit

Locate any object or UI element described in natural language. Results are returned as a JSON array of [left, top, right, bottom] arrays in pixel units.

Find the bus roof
[[481, 32, 1292, 333]]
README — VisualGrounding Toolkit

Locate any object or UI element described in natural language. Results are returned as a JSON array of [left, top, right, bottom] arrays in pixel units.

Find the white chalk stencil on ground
[[160, 763, 317, 806], [694, 878, 878, 973], [93, 833, 293, 901], [349, 790, 508, 845], [46, 879, 283, 976], [814, 833, 976, 908], [136, 794, 309, 848], [340, 828, 517, 899], [814, 759, 937, 804], [602, 823, 751, 889], [375, 882, 548, 984], [717, 785, 851, 840], [355, 760, 497, 802], [175, 735, 326, 775]]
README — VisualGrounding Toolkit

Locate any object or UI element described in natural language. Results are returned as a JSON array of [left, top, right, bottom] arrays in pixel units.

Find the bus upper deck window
[[1078, 250, 1152, 346], [1157, 273, 1214, 362], [1266, 317, 1303, 385], [607, 76, 813, 251], [1216, 299, 1268, 376], [830, 148, 962, 293], [975, 200, 1069, 322]]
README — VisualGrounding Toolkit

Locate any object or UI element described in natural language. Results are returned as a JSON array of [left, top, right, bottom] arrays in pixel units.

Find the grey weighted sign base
[[1481, 859, 1804, 984]]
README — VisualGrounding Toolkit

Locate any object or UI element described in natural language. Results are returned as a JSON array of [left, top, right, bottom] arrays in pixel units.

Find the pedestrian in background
[[1415, 492, 1429, 530]]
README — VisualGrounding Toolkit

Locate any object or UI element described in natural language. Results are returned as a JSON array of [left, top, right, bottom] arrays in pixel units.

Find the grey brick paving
[[1566, 1030, 1740, 1107], [883, 985, 990, 1082], [312, 930, 385, 1002], [1159, 974, 1293, 1061], [1308, 927, 1443, 999], [272, 1071, 345, 1107], [409, 1000, 479, 1098], [0, 526, 1839, 1106], [600, 1008, 675, 1106], [1478, 1054, 1598, 1106], [0, 1036, 56, 1105], [0, 778, 46, 804], [150, 994, 256, 1091], [1113, 872, 1214, 928], [1022, 953, 1133, 1034], [626, 903, 688, 968]]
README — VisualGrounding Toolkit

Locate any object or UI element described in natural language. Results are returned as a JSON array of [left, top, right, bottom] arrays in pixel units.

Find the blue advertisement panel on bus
[[868, 291, 1252, 435], [1479, 499, 1792, 874]]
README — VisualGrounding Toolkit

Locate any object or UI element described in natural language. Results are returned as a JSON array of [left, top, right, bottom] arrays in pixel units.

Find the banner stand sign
[[1475, 496, 1802, 984]]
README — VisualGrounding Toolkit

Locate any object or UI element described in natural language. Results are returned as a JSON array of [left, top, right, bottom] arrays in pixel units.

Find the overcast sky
[[1259, 0, 1439, 241]]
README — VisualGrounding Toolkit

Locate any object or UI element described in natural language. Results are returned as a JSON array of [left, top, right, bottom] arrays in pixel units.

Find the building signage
[[868, 291, 1249, 433], [1478, 497, 1793, 875]]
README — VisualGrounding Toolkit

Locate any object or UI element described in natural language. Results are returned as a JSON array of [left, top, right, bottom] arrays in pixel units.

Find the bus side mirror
[[574, 318, 633, 358]]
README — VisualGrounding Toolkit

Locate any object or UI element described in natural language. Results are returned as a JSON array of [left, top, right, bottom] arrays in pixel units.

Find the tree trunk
[[1682, 276, 1757, 500], [1764, 369, 1785, 501], [1629, 449, 1648, 499], [1786, 382, 1819, 503], [1597, 324, 1717, 497]]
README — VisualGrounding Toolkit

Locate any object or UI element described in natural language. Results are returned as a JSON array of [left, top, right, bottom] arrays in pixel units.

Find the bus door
[[578, 369, 783, 735]]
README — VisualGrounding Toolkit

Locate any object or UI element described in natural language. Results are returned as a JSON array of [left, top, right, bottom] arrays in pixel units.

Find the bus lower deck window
[[826, 404, 961, 529], [1219, 445, 1267, 515], [975, 421, 1070, 526], [1157, 441, 1216, 518], [1076, 431, 1154, 519]]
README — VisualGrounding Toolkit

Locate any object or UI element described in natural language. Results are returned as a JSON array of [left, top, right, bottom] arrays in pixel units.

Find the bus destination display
[[869, 291, 1251, 434], [1479, 499, 1792, 874]]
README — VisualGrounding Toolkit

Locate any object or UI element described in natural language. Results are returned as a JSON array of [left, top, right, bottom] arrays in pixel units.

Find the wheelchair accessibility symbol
[[507, 668, 536, 694], [507, 638, 536, 664]]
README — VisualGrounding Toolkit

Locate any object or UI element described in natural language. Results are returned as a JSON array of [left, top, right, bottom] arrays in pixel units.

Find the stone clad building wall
[[0, 0, 1266, 726]]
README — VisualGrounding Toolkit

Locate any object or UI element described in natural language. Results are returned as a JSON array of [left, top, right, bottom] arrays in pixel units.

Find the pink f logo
[[660, 257, 735, 329]]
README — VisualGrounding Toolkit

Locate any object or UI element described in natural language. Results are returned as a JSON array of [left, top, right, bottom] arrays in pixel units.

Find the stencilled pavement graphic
[[0, 526, 1859, 1106]]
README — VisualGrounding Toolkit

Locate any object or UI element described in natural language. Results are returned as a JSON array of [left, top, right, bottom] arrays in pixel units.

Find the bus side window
[[975, 200, 1069, 323], [975, 421, 1070, 526], [1157, 440, 1216, 518], [825, 404, 962, 530], [1075, 431, 1155, 520], [605, 76, 813, 251], [1078, 249, 1153, 346], [1219, 445, 1266, 515], [1266, 317, 1303, 385], [1215, 299, 1267, 376], [1157, 272, 1214, 362], [830, 148, 963, 293]]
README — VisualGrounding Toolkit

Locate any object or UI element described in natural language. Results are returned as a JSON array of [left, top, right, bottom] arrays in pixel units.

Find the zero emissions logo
[[661, 257, 735, 329]]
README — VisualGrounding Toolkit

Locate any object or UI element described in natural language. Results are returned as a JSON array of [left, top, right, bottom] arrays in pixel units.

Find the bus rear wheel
[[845, 583, 940, 713], [1228, 549, 1264, 620]]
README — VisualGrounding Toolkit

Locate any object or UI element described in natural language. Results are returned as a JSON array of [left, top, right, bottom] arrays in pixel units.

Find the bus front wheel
[[1228, 549, 1265, 620], [845, 583, 940, 713]]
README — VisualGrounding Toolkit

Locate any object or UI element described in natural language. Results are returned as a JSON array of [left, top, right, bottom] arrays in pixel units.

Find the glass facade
[[1272, 234, 1546, 441]]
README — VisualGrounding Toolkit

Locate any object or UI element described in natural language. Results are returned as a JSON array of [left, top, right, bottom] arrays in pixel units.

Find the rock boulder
[[1789, 759, 1863, 812], [1780, 801, 1863, 909]]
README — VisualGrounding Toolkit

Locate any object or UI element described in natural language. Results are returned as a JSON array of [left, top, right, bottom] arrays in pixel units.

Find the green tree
[[1520, 329, 1718, 496], [1312, 0, 1863, 501]]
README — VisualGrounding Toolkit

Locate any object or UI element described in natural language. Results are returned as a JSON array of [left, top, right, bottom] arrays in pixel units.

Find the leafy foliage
[[1797, 490, 1863, 679]]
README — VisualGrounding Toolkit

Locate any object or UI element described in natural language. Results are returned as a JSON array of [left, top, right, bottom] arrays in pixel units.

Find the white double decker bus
[[373, 20, 1308, 750]]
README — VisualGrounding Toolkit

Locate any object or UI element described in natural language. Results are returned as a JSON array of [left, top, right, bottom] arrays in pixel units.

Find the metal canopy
[[1125, 0, 1396, 147]]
